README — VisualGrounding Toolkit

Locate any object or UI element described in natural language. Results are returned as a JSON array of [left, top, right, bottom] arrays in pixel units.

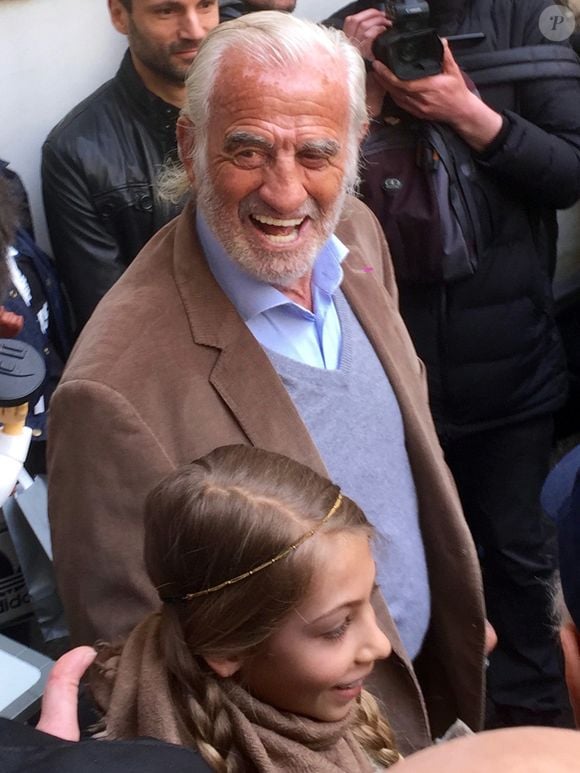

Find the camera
[[372, 0, 444, 81]]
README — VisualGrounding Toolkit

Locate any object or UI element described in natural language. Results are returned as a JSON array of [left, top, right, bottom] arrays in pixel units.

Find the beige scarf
[[91, 613, 374, 773]]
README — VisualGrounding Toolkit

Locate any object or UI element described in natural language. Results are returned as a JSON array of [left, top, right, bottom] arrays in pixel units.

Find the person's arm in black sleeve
[[475, 62, 580, 210], [372, 39, 580, 211], [41, 140, 124, 334], [0, 647, 211, 773], [465, 0, 580, 209]]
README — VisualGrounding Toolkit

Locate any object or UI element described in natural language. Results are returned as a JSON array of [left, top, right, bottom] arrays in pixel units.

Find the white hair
[[551, 573, 576, 630], [158, 11, 367, 202]]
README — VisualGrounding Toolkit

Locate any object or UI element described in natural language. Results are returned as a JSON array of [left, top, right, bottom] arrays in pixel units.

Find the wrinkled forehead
[[209, 45, 349, 120]]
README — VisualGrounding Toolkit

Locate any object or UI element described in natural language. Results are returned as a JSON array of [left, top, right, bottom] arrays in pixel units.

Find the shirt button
[[43, 347, 50, 355]]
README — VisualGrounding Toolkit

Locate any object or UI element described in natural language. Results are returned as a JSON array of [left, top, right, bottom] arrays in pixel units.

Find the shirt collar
[[118, 50, 180, 138], [196, 209, 347, 322]]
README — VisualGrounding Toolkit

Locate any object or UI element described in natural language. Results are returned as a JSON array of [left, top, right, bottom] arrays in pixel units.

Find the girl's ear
[[203, 655, 244, 678]]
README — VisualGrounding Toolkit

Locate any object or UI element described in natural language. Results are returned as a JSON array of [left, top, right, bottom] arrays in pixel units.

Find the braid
[[159, 609, 240, 772], [174, 674, 239, 772], [352, 690, 401, 767]]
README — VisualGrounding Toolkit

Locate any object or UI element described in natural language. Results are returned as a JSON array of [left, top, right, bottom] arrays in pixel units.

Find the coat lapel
[[341, 258, 426, 427], [171, 202, 327, 475]]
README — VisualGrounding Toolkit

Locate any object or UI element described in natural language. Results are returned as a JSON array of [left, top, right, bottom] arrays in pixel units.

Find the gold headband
[[160, 492, 343, 603]]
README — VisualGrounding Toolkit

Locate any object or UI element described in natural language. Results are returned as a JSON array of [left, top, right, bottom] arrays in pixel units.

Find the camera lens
[[399, 40, 419, 62]]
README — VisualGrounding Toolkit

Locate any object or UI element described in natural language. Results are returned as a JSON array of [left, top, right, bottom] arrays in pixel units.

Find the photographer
[[332, 0, 580, 729]]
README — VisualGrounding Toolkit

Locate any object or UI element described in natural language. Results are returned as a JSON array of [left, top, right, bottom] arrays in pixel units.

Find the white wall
[[0, 0, 126, 251], [295, 0, 343, 20]]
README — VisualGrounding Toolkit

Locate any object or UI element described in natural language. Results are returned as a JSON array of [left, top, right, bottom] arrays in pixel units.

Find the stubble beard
[[128, 21, 195, 85], [197, 174, 347, 287]]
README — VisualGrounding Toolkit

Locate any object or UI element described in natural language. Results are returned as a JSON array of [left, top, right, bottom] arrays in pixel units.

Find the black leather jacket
[[42, 51, 182, 333]]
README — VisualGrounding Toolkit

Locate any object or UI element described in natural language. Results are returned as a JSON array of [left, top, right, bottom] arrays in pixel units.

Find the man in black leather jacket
[[329, 0, 580, 729], [42, 0, 219, 334]]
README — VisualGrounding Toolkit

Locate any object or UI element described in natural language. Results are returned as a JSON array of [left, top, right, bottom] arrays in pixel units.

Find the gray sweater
[[266, 290, 431, 659]]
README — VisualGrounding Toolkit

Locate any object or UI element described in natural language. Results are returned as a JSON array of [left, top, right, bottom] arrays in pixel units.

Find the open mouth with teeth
[[250, 214, 307, 244]]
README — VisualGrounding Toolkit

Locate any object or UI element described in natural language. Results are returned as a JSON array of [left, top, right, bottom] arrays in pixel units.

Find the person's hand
[[343, 8, 391, 62], [372, 38, 473, 121], [36, 646, 97, 741], [0, 306, 24, 337], [343, 9, 392, 117], [372, 39, 504, 152], [485, 620, 498, 654]]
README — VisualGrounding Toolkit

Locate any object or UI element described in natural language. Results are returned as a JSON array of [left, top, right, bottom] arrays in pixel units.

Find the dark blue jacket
[[5, 228, 72, 443]]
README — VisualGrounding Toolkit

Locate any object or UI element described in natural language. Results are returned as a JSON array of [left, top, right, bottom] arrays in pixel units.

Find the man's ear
[[177, 116, 197, 187], [203, 655, 244, 679], [109, 0, 130, 36]]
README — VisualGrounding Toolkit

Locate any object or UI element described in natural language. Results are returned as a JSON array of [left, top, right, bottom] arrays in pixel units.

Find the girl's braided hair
[[144, 445, 400, 770]]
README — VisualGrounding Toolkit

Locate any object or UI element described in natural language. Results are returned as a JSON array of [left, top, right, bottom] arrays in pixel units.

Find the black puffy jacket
[[42, 51, 183, 333], [332, 0, 580, 436]]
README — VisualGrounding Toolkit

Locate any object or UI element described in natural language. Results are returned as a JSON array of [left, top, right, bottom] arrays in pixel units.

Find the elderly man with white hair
[[47, 12, 485, 753]]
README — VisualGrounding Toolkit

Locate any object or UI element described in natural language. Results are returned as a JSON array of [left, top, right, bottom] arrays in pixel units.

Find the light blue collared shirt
[[197, 211, 347, 370]]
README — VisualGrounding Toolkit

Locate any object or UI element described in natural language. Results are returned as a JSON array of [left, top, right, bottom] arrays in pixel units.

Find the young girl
[[91, 445, 400, 772]]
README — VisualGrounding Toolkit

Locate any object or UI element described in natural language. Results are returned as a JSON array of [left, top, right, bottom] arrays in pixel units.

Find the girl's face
[[238, 531, 391, 722]]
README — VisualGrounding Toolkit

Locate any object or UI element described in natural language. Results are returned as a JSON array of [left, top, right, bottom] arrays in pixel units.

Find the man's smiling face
[[194, 49, 353, 287], [110, 0, 220, 89]]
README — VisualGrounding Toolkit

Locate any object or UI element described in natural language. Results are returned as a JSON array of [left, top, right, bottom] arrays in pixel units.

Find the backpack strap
[[456, 45, 580, 86]]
